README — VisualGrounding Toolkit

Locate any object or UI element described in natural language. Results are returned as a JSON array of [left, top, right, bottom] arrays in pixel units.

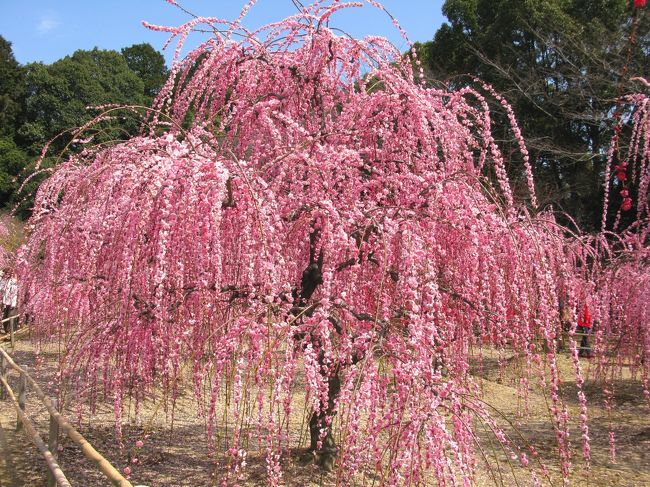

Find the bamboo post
[[0, 346, 6, 400], [47, 397, 60, 487], [16, 365, 27, 432], [0, 348, 133, 487], [0, 375, 71, 487]]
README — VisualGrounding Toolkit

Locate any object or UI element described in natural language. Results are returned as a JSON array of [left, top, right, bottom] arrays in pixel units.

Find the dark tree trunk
[[308, 370, 341, 471]]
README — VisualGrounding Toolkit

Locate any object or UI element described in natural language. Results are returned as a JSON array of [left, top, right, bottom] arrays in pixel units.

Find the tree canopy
[[418, 0, 649, 231], [0, 36, 23, 138], [0, 40, 168, 216], [17, 48, 146, 155], [121, 43, 168, 101]]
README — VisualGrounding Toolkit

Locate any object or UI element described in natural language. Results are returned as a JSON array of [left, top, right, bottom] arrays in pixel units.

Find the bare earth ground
[[0, 338, 648, 487]]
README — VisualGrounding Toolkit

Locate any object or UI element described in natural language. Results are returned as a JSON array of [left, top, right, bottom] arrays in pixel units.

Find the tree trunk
[[308, 371, 341, 471]]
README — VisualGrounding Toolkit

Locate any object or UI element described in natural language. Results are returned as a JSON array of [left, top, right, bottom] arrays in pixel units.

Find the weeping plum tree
[[15, 1, 650, 484]]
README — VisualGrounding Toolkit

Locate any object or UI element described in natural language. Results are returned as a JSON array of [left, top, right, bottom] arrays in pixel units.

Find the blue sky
[[0, 1, 446, 66]]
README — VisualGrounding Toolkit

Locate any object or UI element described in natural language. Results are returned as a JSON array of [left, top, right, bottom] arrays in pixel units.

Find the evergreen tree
[[418, 0, 649, 230], [17, 48, 146, 155], [121, 43, 168, 102], [0, 36, 24, 138]]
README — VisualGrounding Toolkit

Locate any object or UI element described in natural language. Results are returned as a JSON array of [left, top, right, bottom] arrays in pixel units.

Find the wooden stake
[[0, 348, 133, 486], [16, 365, 27, 432], [0, 346, 6, 400], [47, 398, 60, 487], [0, 375, 71, 487]]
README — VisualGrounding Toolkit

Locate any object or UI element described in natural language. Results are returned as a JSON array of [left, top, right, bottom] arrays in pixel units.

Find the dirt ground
[[0, 337, 648, 487]]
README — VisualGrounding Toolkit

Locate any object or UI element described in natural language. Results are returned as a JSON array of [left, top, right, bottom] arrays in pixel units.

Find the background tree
[[17, 48, 146, 156], [0, 38, 169, 216], [121, 43, 168, 102], [418, 0, 649, 231], [0, 137, 26, 208], [0, 36, 29, 211], [0, 36, 24, 138]]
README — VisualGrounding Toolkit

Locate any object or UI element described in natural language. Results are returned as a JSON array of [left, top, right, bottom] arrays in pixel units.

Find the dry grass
[[1, 338, 649, 486]]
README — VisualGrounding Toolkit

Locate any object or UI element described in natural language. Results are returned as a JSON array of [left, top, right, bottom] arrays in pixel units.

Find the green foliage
[[0, 36, 24, 138], [420, 0, 649, 231], [0, 36, 170, 218], [3, 44, 167, 217], [17, 48, 146, 155], [0, 137, 26, 206], [10, 159, 53, 220], [0, 136, 54, 218], [121, 43, 168, 102]]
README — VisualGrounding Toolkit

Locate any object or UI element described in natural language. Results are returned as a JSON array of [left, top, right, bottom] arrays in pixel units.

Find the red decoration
[[634, 0, 646, 8], [578, 304, 593, 329], [614, 163, 628, 182], [622, 197, 633, 211]]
